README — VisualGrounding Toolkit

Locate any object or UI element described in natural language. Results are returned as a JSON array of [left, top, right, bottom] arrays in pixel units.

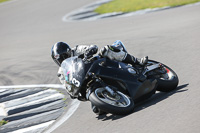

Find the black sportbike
[[61, 55, 178, 115]]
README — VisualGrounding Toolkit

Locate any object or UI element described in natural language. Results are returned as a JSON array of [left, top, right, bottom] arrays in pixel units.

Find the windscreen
[[61, 56, 86, 90]]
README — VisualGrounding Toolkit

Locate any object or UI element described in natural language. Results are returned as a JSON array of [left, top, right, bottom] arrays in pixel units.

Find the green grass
[[95, 0, 200, 14], [0, 0, 9, 3], [0, 120, 8, 126]]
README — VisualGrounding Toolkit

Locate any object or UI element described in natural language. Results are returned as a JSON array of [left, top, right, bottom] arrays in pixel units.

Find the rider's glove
[[99, 45, 127, 61], [84, 45, 98, 59]]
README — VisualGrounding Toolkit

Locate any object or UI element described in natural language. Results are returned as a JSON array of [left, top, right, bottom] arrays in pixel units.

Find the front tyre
[[89, 87, 134, 115]]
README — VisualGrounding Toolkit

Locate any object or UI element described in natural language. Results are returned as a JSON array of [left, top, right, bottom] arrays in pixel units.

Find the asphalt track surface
[[0, 0, 200, 133]]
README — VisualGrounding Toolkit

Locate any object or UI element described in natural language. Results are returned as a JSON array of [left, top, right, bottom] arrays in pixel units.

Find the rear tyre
[[156, 65, 179, 92], [89, 87, 134, 115], [148, 60, 179, 92]]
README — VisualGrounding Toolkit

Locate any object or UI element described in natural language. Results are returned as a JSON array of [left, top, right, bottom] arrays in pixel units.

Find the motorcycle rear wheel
[[148, 60, 179, 92], [89, 87, 134, 115]]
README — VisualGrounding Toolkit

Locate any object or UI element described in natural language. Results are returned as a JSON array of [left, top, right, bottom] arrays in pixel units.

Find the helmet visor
[[54, 53, 71, 66]]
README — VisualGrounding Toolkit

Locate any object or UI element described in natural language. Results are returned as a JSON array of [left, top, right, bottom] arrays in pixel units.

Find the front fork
[[86, 72, 116, 100]]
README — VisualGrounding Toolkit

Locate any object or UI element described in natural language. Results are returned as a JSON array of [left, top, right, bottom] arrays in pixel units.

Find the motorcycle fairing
[[61, 56, 87, 96], [88, 58, 157, 100]]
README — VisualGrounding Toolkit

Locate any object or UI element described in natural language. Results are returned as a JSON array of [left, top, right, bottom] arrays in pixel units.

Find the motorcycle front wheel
[[89, 87, 134, 115]]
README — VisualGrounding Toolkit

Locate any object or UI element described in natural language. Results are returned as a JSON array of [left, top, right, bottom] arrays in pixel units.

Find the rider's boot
[[136, 56, 148, 66], [123, 54, 148, 66], [91, 104, 106, 115]]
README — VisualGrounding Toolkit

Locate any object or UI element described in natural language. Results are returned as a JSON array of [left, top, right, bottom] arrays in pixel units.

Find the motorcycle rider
[[51, 40, 148, 114]]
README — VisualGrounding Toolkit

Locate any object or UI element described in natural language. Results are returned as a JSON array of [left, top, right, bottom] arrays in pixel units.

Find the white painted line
[[0, 84, 65, 89], [8, 120, 55, 133], [0, 89, 6, 92], [0, 103, 8, 120], [44, 99, 80, 133]]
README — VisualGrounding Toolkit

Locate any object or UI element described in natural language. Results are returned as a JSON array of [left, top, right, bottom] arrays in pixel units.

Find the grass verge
[[95, 0, 200, 14], [0, 120, 8, 126], [0, 0, 9, 3]]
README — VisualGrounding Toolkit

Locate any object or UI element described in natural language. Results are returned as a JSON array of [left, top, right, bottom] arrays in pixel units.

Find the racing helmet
[[51, 42, 71, 66]]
